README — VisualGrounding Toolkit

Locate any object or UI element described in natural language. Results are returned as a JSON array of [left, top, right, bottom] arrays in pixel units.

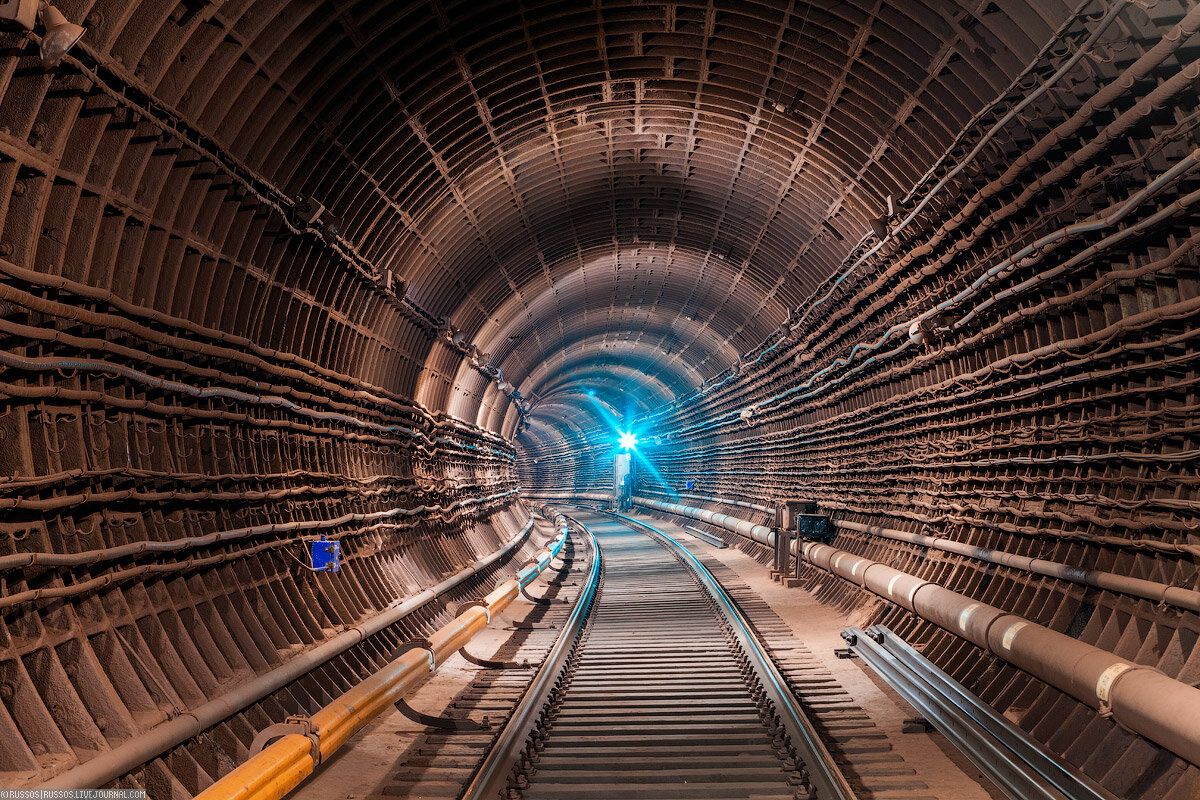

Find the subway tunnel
[[1, 0, 1200, 797]]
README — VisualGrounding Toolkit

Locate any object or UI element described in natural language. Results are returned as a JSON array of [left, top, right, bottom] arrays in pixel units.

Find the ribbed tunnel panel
[[1, 0, 1199, 797]]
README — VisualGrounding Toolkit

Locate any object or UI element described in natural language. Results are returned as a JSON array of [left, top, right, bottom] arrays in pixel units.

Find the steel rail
[[40, 516, 539, 791], [461, 512, 603, 800], [467, 509, 851, 799], [633, 496, 1200, 767], [607, 511, 857, 800], [843, 625, 1119, 800], [683, 525, 727, 548]]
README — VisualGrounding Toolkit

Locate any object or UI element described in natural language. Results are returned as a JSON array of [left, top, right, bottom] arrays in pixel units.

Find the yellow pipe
[[484, 581, 519, 608], [429, 606, 490, 663], [313, 649, 431, 755], [199, 735, 314, 800], [195, 514, 571, 800]]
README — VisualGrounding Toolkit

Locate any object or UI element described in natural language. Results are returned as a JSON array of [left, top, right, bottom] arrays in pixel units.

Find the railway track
[[462, 509, 857, 800]]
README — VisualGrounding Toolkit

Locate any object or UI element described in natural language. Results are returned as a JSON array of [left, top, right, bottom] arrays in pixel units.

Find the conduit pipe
[[58, 46, 522, 425], [0, 316, 424, 438], [0, 349, 512, 457], [635, 497, 775, 547], [832, 519, 1200, 614], [657, 0, 1117, 412], [523, 491, 612, 503], [0, 261, 510, 451], [0, 377, 510, 458], [0, 482, 406, 512], [0, 488, 520, 575], [637, 490, 1200, 613], [674, 132, 1200, 438], [189, 512, 572, 800], [39, 515, 543, 790], [640, 489, 773, 514], [632, 497, 1200, 766]]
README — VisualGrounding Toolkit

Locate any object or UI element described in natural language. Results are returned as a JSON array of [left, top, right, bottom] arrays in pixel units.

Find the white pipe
[[633, 497, 1200, 766]]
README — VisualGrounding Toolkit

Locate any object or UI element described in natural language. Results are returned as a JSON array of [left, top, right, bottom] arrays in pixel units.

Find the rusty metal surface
[[517, 2, 1200, 798], [0, 0, 1198, 797]]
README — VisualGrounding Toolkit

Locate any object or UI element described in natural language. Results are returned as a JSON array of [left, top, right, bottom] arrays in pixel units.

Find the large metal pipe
[[632, 497, 1200, 766], [523, 491, 611, 503], [40, 516, 544, 791], [635, 497, 775, 546], [640, 489, 773, 513], [190, 513, 572, 800]]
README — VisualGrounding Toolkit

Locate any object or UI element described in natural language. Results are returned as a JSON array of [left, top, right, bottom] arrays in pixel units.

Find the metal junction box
[[310, 538, 341, 572], [795, 513, 832, 540]]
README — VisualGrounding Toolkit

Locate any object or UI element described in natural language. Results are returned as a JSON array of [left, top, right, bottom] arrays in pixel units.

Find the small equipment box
[[310, 537, 341, 572]]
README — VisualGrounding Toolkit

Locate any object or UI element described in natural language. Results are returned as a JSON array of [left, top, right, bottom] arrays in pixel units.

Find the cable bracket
[[250, 714, 321, 764]]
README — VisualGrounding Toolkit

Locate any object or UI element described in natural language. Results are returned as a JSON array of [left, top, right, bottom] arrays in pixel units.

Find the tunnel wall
[[0, 0, 1198, 797], [516, 419, 615, 497], [532, 6, 1200, 797], [0, 197, 529, 790], [0, 7, 534, 795]]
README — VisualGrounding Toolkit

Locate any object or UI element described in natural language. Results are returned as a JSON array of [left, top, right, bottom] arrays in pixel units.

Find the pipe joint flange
[[857, 561, 890, 589], [980, 612, 1024, 657], [250, 714, 321, 765], [905, 579, 938, 613]]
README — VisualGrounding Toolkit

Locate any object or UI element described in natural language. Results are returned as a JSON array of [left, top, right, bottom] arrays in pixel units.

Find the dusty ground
[[294, 510, 998, 800]]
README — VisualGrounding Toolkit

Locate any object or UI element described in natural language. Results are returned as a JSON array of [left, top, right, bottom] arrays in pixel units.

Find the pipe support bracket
[[249, 715, 321, 766]]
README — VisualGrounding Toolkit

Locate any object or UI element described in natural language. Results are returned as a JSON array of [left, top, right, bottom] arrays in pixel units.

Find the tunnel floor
[[292, 512, 997, 800]]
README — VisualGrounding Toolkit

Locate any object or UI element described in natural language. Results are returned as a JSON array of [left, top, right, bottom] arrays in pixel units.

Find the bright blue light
[[618, 431, 638, 451]]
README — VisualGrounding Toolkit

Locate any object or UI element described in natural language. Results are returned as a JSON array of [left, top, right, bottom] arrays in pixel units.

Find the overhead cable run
[[24, 35, 529, 426]]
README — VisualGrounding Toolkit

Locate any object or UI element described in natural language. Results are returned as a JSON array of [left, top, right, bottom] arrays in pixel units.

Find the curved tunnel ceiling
[[4, 0, 1199, 793], [76, 0, 1068, 443], [324, 0, 1058, 441], [0, 0, 1095, 463]]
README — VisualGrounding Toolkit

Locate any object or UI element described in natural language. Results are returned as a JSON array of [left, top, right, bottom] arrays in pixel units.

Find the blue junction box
[[310, 538, 341, 572]]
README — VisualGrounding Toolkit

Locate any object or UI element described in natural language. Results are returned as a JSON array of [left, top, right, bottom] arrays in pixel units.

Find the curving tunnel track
[[1, 0, 1200, 797]]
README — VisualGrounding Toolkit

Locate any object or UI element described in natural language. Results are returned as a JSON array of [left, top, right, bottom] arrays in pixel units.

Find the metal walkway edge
[[842, 625, 1120, 800]]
